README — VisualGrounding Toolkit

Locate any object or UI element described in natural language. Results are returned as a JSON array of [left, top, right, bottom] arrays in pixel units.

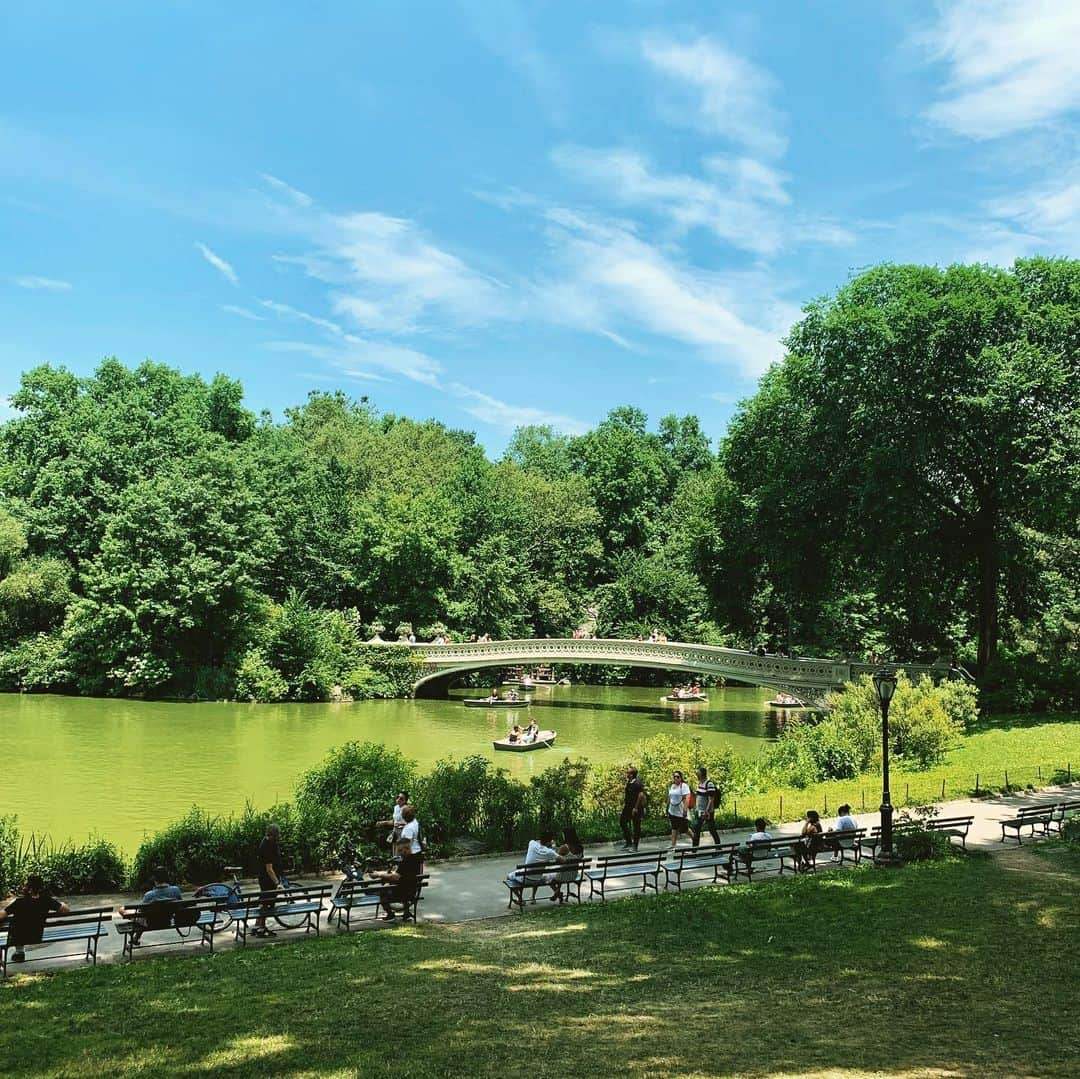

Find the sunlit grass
[[1, 852, 1077, 1077]]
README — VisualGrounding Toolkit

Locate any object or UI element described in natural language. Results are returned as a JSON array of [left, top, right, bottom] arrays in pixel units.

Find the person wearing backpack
[[691, 766, 721, 848]]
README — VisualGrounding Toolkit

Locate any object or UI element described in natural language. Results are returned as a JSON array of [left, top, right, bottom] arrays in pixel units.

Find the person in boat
[[507, 688, 520, 702], [507, 725, 522, 744], [523, 720, 539, 744]]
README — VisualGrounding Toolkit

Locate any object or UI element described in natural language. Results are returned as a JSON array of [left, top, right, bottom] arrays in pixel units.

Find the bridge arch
[[394, 638, 951, 702]]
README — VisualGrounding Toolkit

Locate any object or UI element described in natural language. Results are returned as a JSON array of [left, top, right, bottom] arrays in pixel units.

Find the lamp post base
[[873, 849, 902, 867]]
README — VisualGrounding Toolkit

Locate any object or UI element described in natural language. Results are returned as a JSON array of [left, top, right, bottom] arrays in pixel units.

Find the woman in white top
[[667, 771, 692, 849]]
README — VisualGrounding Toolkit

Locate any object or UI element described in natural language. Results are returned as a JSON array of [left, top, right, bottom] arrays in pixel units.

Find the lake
[[1, 684, 783, 853]]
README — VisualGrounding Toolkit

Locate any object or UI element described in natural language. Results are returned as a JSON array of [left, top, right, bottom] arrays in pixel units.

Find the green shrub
[[894, 826, 956, 863], [0, 631, 70, 692], [129, 803, 314, 887], [295, 741, 416, 850], [415, 755, 493, 848], [234, 648, 288, 702], [0, 818, 127, 895], [341, 664, 396, 700], [529, 758, 590, 833], [1062, 818, 1080, 845]]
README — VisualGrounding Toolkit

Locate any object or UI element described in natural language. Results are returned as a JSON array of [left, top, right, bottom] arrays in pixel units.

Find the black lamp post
[[872, 667, 898, 864]]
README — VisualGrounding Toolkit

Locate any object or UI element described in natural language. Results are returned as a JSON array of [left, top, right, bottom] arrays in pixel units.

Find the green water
[[1, 685, 781, 853]]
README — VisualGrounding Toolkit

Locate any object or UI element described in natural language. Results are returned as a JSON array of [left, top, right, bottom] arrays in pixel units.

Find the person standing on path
[[619, 767, 646, 850], [667, 771, 692, 849], [376, 791, 408, 847], [691, 766, 721, 848], [254, 822, 283, 938]]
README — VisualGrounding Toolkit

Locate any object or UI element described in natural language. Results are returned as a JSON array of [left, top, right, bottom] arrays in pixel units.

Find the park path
[[6, 782, 1077, 977]]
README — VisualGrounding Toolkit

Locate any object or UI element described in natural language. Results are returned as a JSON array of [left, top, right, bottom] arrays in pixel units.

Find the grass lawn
[[725, 713, 1080, 826], [2, 852, 1077, 1078]]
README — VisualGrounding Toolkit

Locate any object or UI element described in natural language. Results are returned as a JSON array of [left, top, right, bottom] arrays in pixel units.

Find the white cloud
[[971, 171, 1080, 261], [194, 242, 238, 285], [552, 145, 852, 257], [919, 1, 1080, 139], [278, 212, 508, 334], [448, 383, 589, 435], [258, 298, 344, 336], [641, 33, 786, 158], [265, 336, 442, 386], [538, 209, 788, 376], [260, 173, 314, 207], [220, 304, 265, 321], [12, 275, 71, 291]]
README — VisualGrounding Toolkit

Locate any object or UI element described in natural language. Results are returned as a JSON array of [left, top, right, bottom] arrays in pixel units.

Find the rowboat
[[463, 696, 531, 708], [767, 696, 806, 708], [663, 693, 708, 703], [493, 730, 556, 751]]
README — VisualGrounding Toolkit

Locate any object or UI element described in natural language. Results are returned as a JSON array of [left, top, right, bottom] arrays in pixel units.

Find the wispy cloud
[[258, 298, 344, 337], [194, 241, 238, 285], [970, 170, 1080, 261], [918, 1, 1080, 139], [641, 33, 786, 158], [12, 274, 71, 291], [259, 173, 313, 207], [277, 212, 508, 334], [265, 336, 442, 387], [537, 209, 788, 377], [552, 145, 851, 257], [448, 383, 588, 435], [220, 304, 265, 321]]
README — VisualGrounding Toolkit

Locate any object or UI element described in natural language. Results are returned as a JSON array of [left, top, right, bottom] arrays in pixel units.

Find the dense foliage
[[0, 259, 1076, 709]]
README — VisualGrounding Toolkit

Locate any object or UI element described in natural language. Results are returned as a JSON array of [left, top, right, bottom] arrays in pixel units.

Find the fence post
[[733, 799, 737, 824], [905, 782, 909, 803], [1005, 769, 1009, 789], [1038, 765, 1042, 781], [779, 795, 783, 820], [941, 778, 946, 800], [861, 789, 866, 811], [975, 773, 980, 795], [1069, 762, 1072, 782], [824, 793, 828, 815]]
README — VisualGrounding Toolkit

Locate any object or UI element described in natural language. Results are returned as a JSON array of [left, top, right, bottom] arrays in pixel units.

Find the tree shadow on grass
[[1, 858, 1077, 1078]]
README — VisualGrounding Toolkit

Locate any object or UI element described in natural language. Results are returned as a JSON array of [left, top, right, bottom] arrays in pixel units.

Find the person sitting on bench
[[117, 867, 182, 945], [0, 874, 70, 963], [367, 839, 423, 922], [738, 818, 772, 866], [827, 805, 858, 862]]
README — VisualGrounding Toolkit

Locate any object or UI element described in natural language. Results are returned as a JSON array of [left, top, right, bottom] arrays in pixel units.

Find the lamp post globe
[[872, 667, 898, 865]]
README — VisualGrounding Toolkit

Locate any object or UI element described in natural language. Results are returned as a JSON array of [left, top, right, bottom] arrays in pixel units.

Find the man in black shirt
[[254, 822, 283, 938], [0, 874, 70, 963], [619, 766, 646, 851], [368, 839, 423, 921]]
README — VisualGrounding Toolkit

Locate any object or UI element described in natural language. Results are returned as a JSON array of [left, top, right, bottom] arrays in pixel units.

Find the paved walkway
[[5, 783, 1077, 977]]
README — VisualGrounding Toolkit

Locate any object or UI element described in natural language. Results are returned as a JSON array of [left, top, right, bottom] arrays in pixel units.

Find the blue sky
[[1, 2, 1077, 451]]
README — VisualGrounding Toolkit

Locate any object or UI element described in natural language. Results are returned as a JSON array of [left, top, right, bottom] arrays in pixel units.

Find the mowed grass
[[2, 852, 1078, 1079], [731, 713, 1080, 825]]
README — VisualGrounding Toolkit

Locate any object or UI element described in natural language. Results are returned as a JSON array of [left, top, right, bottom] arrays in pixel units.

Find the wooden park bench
[[0, 905, 112, 979], [504, 859, 587, 911], [861, 816, 974, 857], [331, 875, 430, 928], [663, 843, 740, 891], [585, 851, 663, 901], [1000, 805, 1056, 844], [813, 827, 867, 867], [733, 836, 800, 880], [231, 884, 331, 944], [115, 897, 229, 960]]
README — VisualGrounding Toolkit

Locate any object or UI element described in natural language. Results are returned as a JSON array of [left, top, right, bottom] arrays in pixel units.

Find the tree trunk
[[975, 504, 999, 675]]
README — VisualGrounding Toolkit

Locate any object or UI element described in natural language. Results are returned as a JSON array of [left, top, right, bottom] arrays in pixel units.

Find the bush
[[1062, 818, 1080, 846], [414, 756, 493, 848], [0, 631, 70, 692], [130, 803, 314, 887], [0, 818, 127, 895], [234, 648, 288, 702], [529, 758, 589, 834], [295, 741, 416, 852]]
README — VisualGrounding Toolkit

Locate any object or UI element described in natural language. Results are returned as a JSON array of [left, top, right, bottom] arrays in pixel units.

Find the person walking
[[667, 770, 692, 849], [254, 822, 283, 938], [619, 767, 646, 851], [691, 766, 721, 848], [376, 791, 409, 847]]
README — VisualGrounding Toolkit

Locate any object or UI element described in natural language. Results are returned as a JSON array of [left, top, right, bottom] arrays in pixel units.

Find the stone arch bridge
[[395, 638, 956, 702]]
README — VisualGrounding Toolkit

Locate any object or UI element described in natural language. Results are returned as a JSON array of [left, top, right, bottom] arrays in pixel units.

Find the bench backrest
[[745, 837, 798, 858], [515, 859, 587, 882], [1016, 805, 1055, 818], [926, 816, 973, 830], [236, 885, 331, 912], [128, 897, 221, 929], [672, 843, 740, 865], [43, 906, 113, 934], [593, 852, 662, 871]]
